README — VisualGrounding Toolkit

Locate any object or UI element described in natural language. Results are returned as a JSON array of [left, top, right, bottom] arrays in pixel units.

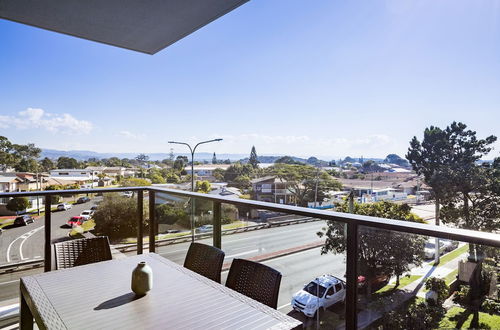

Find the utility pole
[[313, 167, 320, 208], [168, 139, 223, 243]]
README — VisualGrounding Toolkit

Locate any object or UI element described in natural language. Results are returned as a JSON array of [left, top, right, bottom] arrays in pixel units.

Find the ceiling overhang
[[0, 0, 249, 54]]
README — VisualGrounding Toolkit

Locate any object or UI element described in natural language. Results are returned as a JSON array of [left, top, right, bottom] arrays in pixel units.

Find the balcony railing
[[1, 186, 499, 329]]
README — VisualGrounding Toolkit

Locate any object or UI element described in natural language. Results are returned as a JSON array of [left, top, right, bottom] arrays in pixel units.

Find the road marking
[[225, 249, 259, 259], [278, 303, 291, 310], [6, 226, 44, 262], [19, 226, 44, 260], [0, 279, 20, 286]]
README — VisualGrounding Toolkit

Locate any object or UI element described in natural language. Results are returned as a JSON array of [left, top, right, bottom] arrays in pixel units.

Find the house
[[184, 164, 231, 180], [251, 176, 296, 204], [0, 175, 22, 193], [49, 169, 99, 186], [15, 172, 50, 191], [85, 166, 132, 177]]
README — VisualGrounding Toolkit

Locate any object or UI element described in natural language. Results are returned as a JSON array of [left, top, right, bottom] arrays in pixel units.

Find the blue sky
[[0, 0, 499, 160]]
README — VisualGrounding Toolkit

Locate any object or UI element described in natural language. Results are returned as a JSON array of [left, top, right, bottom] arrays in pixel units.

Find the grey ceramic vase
[[131, 261, 153, 296]]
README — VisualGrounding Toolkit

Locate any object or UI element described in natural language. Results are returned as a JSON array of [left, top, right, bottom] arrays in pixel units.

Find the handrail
[[1, 186, 499, 247], [2, 186, 500, 330]]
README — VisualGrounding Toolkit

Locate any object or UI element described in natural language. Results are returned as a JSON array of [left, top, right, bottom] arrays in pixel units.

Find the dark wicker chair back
[[183, 243, 225, 283], [226, 258, 282, 309], [54, 236, 112, 269]]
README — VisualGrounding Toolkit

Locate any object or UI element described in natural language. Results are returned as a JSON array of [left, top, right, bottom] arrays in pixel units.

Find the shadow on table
[[95, 292, 144, 310]]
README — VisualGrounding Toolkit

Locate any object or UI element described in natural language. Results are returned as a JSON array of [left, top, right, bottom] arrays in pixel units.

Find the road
[[1, 219, 342, 311], [0, 198, 98, 265]]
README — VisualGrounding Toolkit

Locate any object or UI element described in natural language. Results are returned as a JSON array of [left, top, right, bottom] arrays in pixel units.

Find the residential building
[[251, 176, 296, 204], [49, 169, 99, 183], [184, 164, 231, 180]]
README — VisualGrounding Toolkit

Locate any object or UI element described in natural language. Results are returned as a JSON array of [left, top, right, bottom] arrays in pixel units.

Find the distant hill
[[40, 149, 247, 161]]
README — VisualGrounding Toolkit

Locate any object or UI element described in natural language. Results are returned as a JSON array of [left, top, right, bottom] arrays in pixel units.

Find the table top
[[21, 253, 301, 330]]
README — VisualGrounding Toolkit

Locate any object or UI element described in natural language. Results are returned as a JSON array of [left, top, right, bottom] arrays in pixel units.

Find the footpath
[[337, 244, 468, 329]]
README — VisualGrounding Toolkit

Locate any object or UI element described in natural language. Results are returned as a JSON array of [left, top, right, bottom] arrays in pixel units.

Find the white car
[[424, 240, 446, 259], [291, 275, 346, 318], [80, 210, 94, 220], [57, 203, 72, 211], [196, 225, 213, 233]]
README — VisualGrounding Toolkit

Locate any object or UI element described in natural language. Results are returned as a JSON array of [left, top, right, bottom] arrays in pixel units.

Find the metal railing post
[[137, 190, 144, 255], [213, 201, 221, 249], [149, 191, 156, 253], [345, 222, 358, 330], [44, 195, 51, 272]]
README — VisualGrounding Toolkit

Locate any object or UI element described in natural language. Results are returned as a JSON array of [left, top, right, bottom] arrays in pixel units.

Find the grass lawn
[[430, 244, 468, 266], [439, 306, 500, 329], [444, 269, 458, 286], [69, 219, 96, 237], [0, 219, 14, 229], [375, 275, 423, 294], [222, 221, 247, 230]]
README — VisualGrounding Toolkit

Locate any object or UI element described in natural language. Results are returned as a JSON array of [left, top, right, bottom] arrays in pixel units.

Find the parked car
[[291, 275, 346, 318], [357, 272, 390, 292], [90, 205, 98, 211], [80, 210, 93, 220], [441, 239, 459, 252], [196, 225, 213, 233], [424, 240, 446, 259], [0, 228, 3, 236], [67, 216, 85, 227], [77, 196, 90, 204], [14, 215, 35, 226], [57, 203, 72, 211], [121, 192, 133, 198]]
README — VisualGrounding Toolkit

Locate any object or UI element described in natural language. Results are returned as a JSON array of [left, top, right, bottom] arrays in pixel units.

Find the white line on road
[[6, 226, 44, 262], [278, 303, 291, 310], [0, 279, 20, 286], [19, 226, 44, 260], [225, 249, 259, 259]]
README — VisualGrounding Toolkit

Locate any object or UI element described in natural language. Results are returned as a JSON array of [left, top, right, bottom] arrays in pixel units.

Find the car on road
[[14, 215, 35, 226], [67, 216, 86, 227], [77, 196, 90, 204], [292, 275, 346, 318], [0, 228, 3, 236], [57, 203, 73, 211], [441, 239, 459, 252], [80, 210, 94, 220], [196, 225, 213, 233], [424, 239, 446, 259], [90, 205, 98, 211], [121, 192, 133, 198]]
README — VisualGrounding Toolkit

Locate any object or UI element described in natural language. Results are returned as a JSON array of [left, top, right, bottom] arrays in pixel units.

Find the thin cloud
[[0, 108, 93, 134], [118, 130, 146, 140]]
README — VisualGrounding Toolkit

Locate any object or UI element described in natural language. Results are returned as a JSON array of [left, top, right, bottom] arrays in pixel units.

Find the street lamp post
[[168, 139, 223, 242]]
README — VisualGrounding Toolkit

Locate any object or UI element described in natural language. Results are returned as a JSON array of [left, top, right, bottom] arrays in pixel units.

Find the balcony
[[1, 186, 499, 329]]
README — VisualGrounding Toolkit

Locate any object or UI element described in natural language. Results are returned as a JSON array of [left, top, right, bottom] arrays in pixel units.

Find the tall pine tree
[[249, 146, 259, 169]]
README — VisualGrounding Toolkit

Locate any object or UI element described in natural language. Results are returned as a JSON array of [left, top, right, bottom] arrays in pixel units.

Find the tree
[[155, 203, 189, 228], [94, 194, 149, 240], [212, 152, 217, 165], [120, 178, 151, 187], [57, 156, 79, 169], [195, 180, 211, 193], [232, 175, 251, 190], [40, 157, 55, 171], [224, 163, 254, 182], [12, 143, 41, 172], [361, 160, 382, 173], [135, 154, 149, 163], [6, 197, 30, 214], [384, 154, 409, 167], [0, 136, 18, 171], [274, 156, 303, 165], [425, 277, 449, 305], [272, 164, 341, 206], [249, 146, 259, 169], [104, 157, 122, 167], [212, 168, 225, 182], [318, 201, 426, 293]]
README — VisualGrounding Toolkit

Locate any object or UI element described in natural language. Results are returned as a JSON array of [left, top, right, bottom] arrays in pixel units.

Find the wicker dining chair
[[226, 258, 282, 309], [54, 236, 112, 270], [183, 243, 225, 283]]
